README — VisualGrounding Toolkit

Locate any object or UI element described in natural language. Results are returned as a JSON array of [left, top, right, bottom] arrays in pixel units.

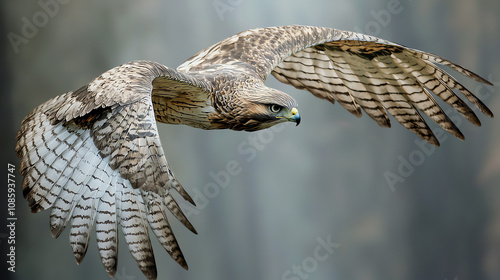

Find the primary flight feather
[[16, 25, 493, 280]]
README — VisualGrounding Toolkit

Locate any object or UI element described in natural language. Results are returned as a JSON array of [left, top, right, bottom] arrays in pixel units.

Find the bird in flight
[[16, 25, 493, 280]]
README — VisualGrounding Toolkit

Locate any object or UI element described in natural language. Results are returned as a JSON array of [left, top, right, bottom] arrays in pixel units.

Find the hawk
[[16, 25, 493, 280]]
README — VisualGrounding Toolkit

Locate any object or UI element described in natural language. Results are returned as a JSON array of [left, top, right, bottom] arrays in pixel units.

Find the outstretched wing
[[179, 25, 493, 145], [15, 61, 209, 280]]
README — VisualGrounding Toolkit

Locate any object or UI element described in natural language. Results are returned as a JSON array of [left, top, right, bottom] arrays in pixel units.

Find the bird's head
[[212, 85, 300, 131]]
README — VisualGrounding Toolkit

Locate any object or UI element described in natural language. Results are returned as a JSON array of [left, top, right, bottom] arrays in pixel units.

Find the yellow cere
[[291, 108, 298, 116]]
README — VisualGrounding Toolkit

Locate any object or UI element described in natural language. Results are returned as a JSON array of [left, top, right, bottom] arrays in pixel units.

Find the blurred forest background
[[1, 1, 500, 280]]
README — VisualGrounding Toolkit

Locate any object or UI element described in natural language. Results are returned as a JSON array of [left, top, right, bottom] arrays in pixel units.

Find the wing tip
[[179, 259, 189, 271], [104, 266, 117, 279], [50, 222, 64, 238], [169, 179, 196, 206], [482, 78, 494, 87], [142, 267, 158, 280], [429, 137, 441, 147], [74, 252, 86, 265], [482, 106, 495, 119], [455, 130, 466, 141]]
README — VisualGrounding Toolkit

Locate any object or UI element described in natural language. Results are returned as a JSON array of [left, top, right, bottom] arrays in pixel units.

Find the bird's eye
[[269, 104, 282, 113]]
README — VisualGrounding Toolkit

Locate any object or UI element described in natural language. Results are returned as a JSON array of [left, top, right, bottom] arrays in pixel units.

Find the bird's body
[[15, 25, 493, 280]]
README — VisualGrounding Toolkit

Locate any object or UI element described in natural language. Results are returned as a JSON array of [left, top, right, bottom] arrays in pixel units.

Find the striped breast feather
[[15, 68, 198, 280], [271, 38, 493, 146]]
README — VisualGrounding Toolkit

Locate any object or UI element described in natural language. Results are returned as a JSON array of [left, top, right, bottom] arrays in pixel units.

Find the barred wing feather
[[15, 61, 201, 280], [272, 38, 493, 145]]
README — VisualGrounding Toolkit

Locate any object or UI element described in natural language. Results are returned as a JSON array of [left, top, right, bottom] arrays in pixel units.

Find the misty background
[[2, 0, 500, 280]]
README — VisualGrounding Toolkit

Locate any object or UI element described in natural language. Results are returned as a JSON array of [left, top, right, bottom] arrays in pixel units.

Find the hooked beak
[[288, 107, 301, 126]]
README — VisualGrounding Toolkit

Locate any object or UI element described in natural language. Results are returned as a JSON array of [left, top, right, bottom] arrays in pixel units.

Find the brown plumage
[[15, 25, 493, 280]]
